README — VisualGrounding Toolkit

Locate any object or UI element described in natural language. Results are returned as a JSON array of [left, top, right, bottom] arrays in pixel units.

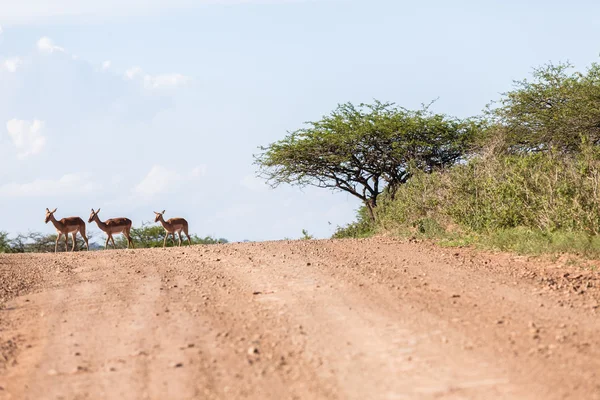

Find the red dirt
[[1, 238, 599, 399]]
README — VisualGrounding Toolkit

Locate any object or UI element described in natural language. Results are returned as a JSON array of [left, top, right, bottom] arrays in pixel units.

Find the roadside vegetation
[[0, 223, 226, 253], [258, 61, 600, 256], [113, 222, 227, 249]]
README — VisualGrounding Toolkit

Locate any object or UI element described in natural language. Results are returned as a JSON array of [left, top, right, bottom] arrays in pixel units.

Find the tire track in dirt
[[259, 239, 600, 399], [157, 247, 339, 399], [210, 243, 521, 399], [1, 252, 217, 399]]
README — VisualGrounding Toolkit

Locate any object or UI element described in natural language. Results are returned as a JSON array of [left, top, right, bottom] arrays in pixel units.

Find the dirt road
[[1, 238, 599, 399]]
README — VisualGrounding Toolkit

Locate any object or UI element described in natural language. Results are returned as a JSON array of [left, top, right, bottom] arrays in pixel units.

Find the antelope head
[[154, 210, 166, 223], [45, 208, 57, 223], [88, 208, 101, 223]]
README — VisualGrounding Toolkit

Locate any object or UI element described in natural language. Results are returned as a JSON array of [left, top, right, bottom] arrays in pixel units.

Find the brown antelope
[[154, 210, 192, 247], [44, 208, 89, 252], [88, 208, 134, 249]]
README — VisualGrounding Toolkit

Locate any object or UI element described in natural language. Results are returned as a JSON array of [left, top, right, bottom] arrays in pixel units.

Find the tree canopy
[[255, 101, 476, 221], [488, 62, 600, 153]]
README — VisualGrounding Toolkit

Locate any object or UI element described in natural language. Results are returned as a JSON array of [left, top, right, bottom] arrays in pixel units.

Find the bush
[[332, 206, 375, 238], [4, 231, 91, 253], [375, 148, 600, 235], [113, 222, 227, 249], [481, 228, 600, 256], [0, 231, 12, 253]]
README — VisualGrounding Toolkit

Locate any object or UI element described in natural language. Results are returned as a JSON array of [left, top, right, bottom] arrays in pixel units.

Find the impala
[[44, 208, 89, 252], [88, 208, 135, 249], [154, 210, 192, 247]]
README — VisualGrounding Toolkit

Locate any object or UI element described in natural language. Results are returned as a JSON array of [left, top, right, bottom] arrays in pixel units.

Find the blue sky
[[1, 0, 599, 242]]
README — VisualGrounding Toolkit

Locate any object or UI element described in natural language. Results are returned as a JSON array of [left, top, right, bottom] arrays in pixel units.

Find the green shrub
[[336, 148, 600, 256], [301, 229, 315, 240], [0, 231, 12, 253], [333, 206, 375, 238], [481, 228, 600, 257], [374, 148, 600, 236], [114, 222, 227, 248]]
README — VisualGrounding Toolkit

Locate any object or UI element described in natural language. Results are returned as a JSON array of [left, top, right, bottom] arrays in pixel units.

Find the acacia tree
[[255, 101, 475, 222], [488, 62, 600, 153]]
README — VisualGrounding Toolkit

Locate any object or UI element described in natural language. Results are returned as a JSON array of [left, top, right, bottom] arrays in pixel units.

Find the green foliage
[[487, 61, 600, 153], [11, 232, 59, 253], [332, 206, 375, 239], [113, 222, 227, 249], [361, 147, 600, 256], [0, 224, 225, 253], [329, 60, 600, 257], [196, 236, 229, 245], [376, 149, 600, 234], [113, 223, 168, 248], [413, 218, 446, 238], [480, 228, 600, 256], [300, 229, 315, 240], [256, 100, 476, 221], [4, 231, 89, 253], [0, 231, 12, 253]]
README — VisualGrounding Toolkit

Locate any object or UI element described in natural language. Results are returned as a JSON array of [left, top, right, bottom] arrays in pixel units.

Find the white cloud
[[241, 174, 269, 192], [3, 57, 22, 72], [111, 174, 125, 185], [133, 164, 206, 197], [102, 60, 111, 70], [190, 165, 207, 177], [143, 73, 191, 89], [37, 36, 65, 53], [6, 119, 46, 159], [125, 66, 191, 89], [125, 66, 143, 79], [134, 165, 175, 196], [0, 24, 3, 35], [0, 173, 100, 197]]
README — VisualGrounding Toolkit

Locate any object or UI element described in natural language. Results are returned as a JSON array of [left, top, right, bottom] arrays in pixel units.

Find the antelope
[[88, 208, 135, 249], [154, 210, 192, 247], [44, 208, 89, 252]]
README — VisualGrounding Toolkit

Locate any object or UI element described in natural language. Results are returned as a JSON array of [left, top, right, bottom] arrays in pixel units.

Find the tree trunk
[[388, 184, 397, 201], [365, 199, 377, 223]]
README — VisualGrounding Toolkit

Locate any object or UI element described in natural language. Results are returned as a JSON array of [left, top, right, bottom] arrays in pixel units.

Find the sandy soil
[[0, 238, 599, 399]]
